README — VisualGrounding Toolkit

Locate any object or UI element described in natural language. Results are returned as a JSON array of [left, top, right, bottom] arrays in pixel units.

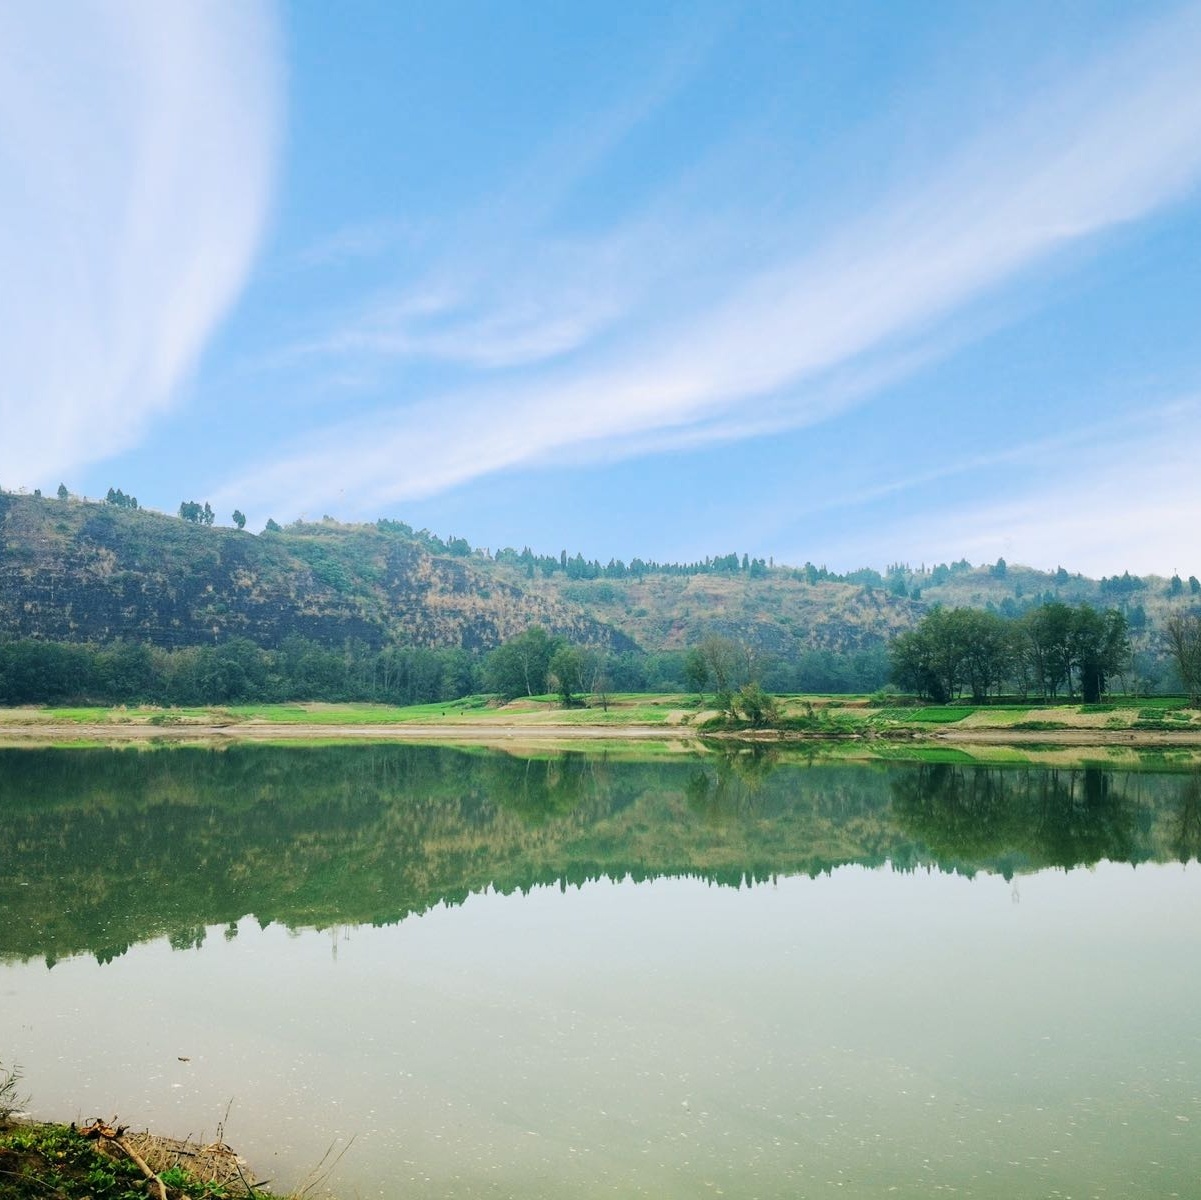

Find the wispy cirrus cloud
[[217, 2, 1201, 526], [278, 12, 734, 377], [0, 1, 282, 485], [811, 398, 1201, 578]]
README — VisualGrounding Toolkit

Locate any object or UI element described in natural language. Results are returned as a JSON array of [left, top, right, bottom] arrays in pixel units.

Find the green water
[[2, 745, 1200, 1196]]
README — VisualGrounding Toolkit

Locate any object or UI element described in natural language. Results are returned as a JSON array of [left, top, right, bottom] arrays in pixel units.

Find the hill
[[0, 492, 631, 654], [0, 491, 1191, 690]]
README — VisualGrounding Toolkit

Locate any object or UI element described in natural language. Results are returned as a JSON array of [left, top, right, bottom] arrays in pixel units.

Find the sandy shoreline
[[1, 719, 1200, 748]]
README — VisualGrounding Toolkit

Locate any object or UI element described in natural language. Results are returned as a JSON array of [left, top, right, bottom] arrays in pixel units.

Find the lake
[[2, 744, 1200, 1197]]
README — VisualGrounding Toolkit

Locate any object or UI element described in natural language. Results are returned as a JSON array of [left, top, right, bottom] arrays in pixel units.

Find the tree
[[568, 646, 613, 711], [56, 483, 68, 500], [1021, 602, 1074, 698], [699, 635, 748, 714], [699, 636, 744, 694], [232, 510, 247, 531], [548, 645, 584, 708], [958, 609, 1012, 701], [484, 627, 559, 699], [684, 648, 709, 699], [180, 500, 215, 525], [264, 518, 282, 532], [105, 487, 137, 509], [889, 607, 972, 702], [589, 662, 613, 712], [1164, 612, 1201, 706], [1069, 605, 1128, 703], [889, 624, 944, 700], [735, 682, 779, 726], [891, 600, 1130, 703]]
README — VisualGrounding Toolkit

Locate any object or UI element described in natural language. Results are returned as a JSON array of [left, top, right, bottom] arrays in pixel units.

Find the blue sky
[[3, 1, 1200, 577]]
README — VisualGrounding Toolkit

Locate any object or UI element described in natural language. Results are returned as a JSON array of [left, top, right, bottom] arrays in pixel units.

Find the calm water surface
[[2, 746, 1200, 1197]]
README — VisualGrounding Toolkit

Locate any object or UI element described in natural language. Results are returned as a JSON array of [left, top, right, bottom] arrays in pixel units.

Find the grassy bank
[[701, 693, 1201, 737], [0, 693, 1197, 746]]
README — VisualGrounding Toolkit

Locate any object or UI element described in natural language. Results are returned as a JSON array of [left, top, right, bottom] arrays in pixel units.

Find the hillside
[[0, 492, 1190, 682], [0, 493, 630, 654]]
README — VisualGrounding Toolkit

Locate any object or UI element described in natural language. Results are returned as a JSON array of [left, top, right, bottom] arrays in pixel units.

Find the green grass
[[0, 1121, 237, 1200], [1131, 696, 1193, 711], [870, 705, 971, 724], [6, 695, 689, 727], [2, 694, 1198, 744]]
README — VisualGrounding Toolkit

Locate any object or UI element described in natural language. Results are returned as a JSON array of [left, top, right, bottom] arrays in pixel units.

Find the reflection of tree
[[685, 748, 780, 824], [1171, 774, 1201, 864], [1, 747, 1193, 967], [890, 764, 1139, 874]]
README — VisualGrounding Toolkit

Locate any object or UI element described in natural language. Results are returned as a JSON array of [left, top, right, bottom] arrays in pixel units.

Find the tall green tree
[[684, 648, 709, 699], [1021, 602, 1074, 698], [484, 627, 559, 699], [957, 609, 1012, 702], [549, 645, 584, 708], [1069, 605, 1129, 703], [1164, 612, 1201, 706]]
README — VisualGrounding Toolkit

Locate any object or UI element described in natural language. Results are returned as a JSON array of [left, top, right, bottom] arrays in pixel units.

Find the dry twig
[[115, 1135, 169, 1200]]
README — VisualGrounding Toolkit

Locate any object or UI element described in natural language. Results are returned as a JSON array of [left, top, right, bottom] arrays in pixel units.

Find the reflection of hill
[[0, 746, 1196, 965], [887, 764, 1148, 877]]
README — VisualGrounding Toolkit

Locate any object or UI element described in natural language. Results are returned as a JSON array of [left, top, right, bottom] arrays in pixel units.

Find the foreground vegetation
[[0, 1060, 309, 1200], [0, 1120, 234, 1200]]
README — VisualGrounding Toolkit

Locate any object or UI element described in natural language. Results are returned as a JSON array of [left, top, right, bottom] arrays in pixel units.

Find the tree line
[[0, 634, 700, 708], [0, 626, 891, 709], [0, 637, 477, 708], [890, 602, 1133, 703], [2, 610, 1195, 711]]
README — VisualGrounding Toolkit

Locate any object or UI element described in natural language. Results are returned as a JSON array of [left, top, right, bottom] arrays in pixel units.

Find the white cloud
[[0, 1, 282, 485], [798, 400, 1201, 577], [219, 4, 1201, 526]]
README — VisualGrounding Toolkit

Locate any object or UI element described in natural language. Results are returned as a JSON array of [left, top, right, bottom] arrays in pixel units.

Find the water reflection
[[888, 763, 1141, 875], [4, 746, 1201, 1199], [0, 745, 1198, 965]]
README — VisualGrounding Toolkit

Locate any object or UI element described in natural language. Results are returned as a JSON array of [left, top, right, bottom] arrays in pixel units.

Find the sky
[[2, 1, 1200, 578]]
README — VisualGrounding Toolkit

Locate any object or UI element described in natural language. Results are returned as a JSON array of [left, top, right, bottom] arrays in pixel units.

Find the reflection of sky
[[4, 863, 1200, 1198]]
